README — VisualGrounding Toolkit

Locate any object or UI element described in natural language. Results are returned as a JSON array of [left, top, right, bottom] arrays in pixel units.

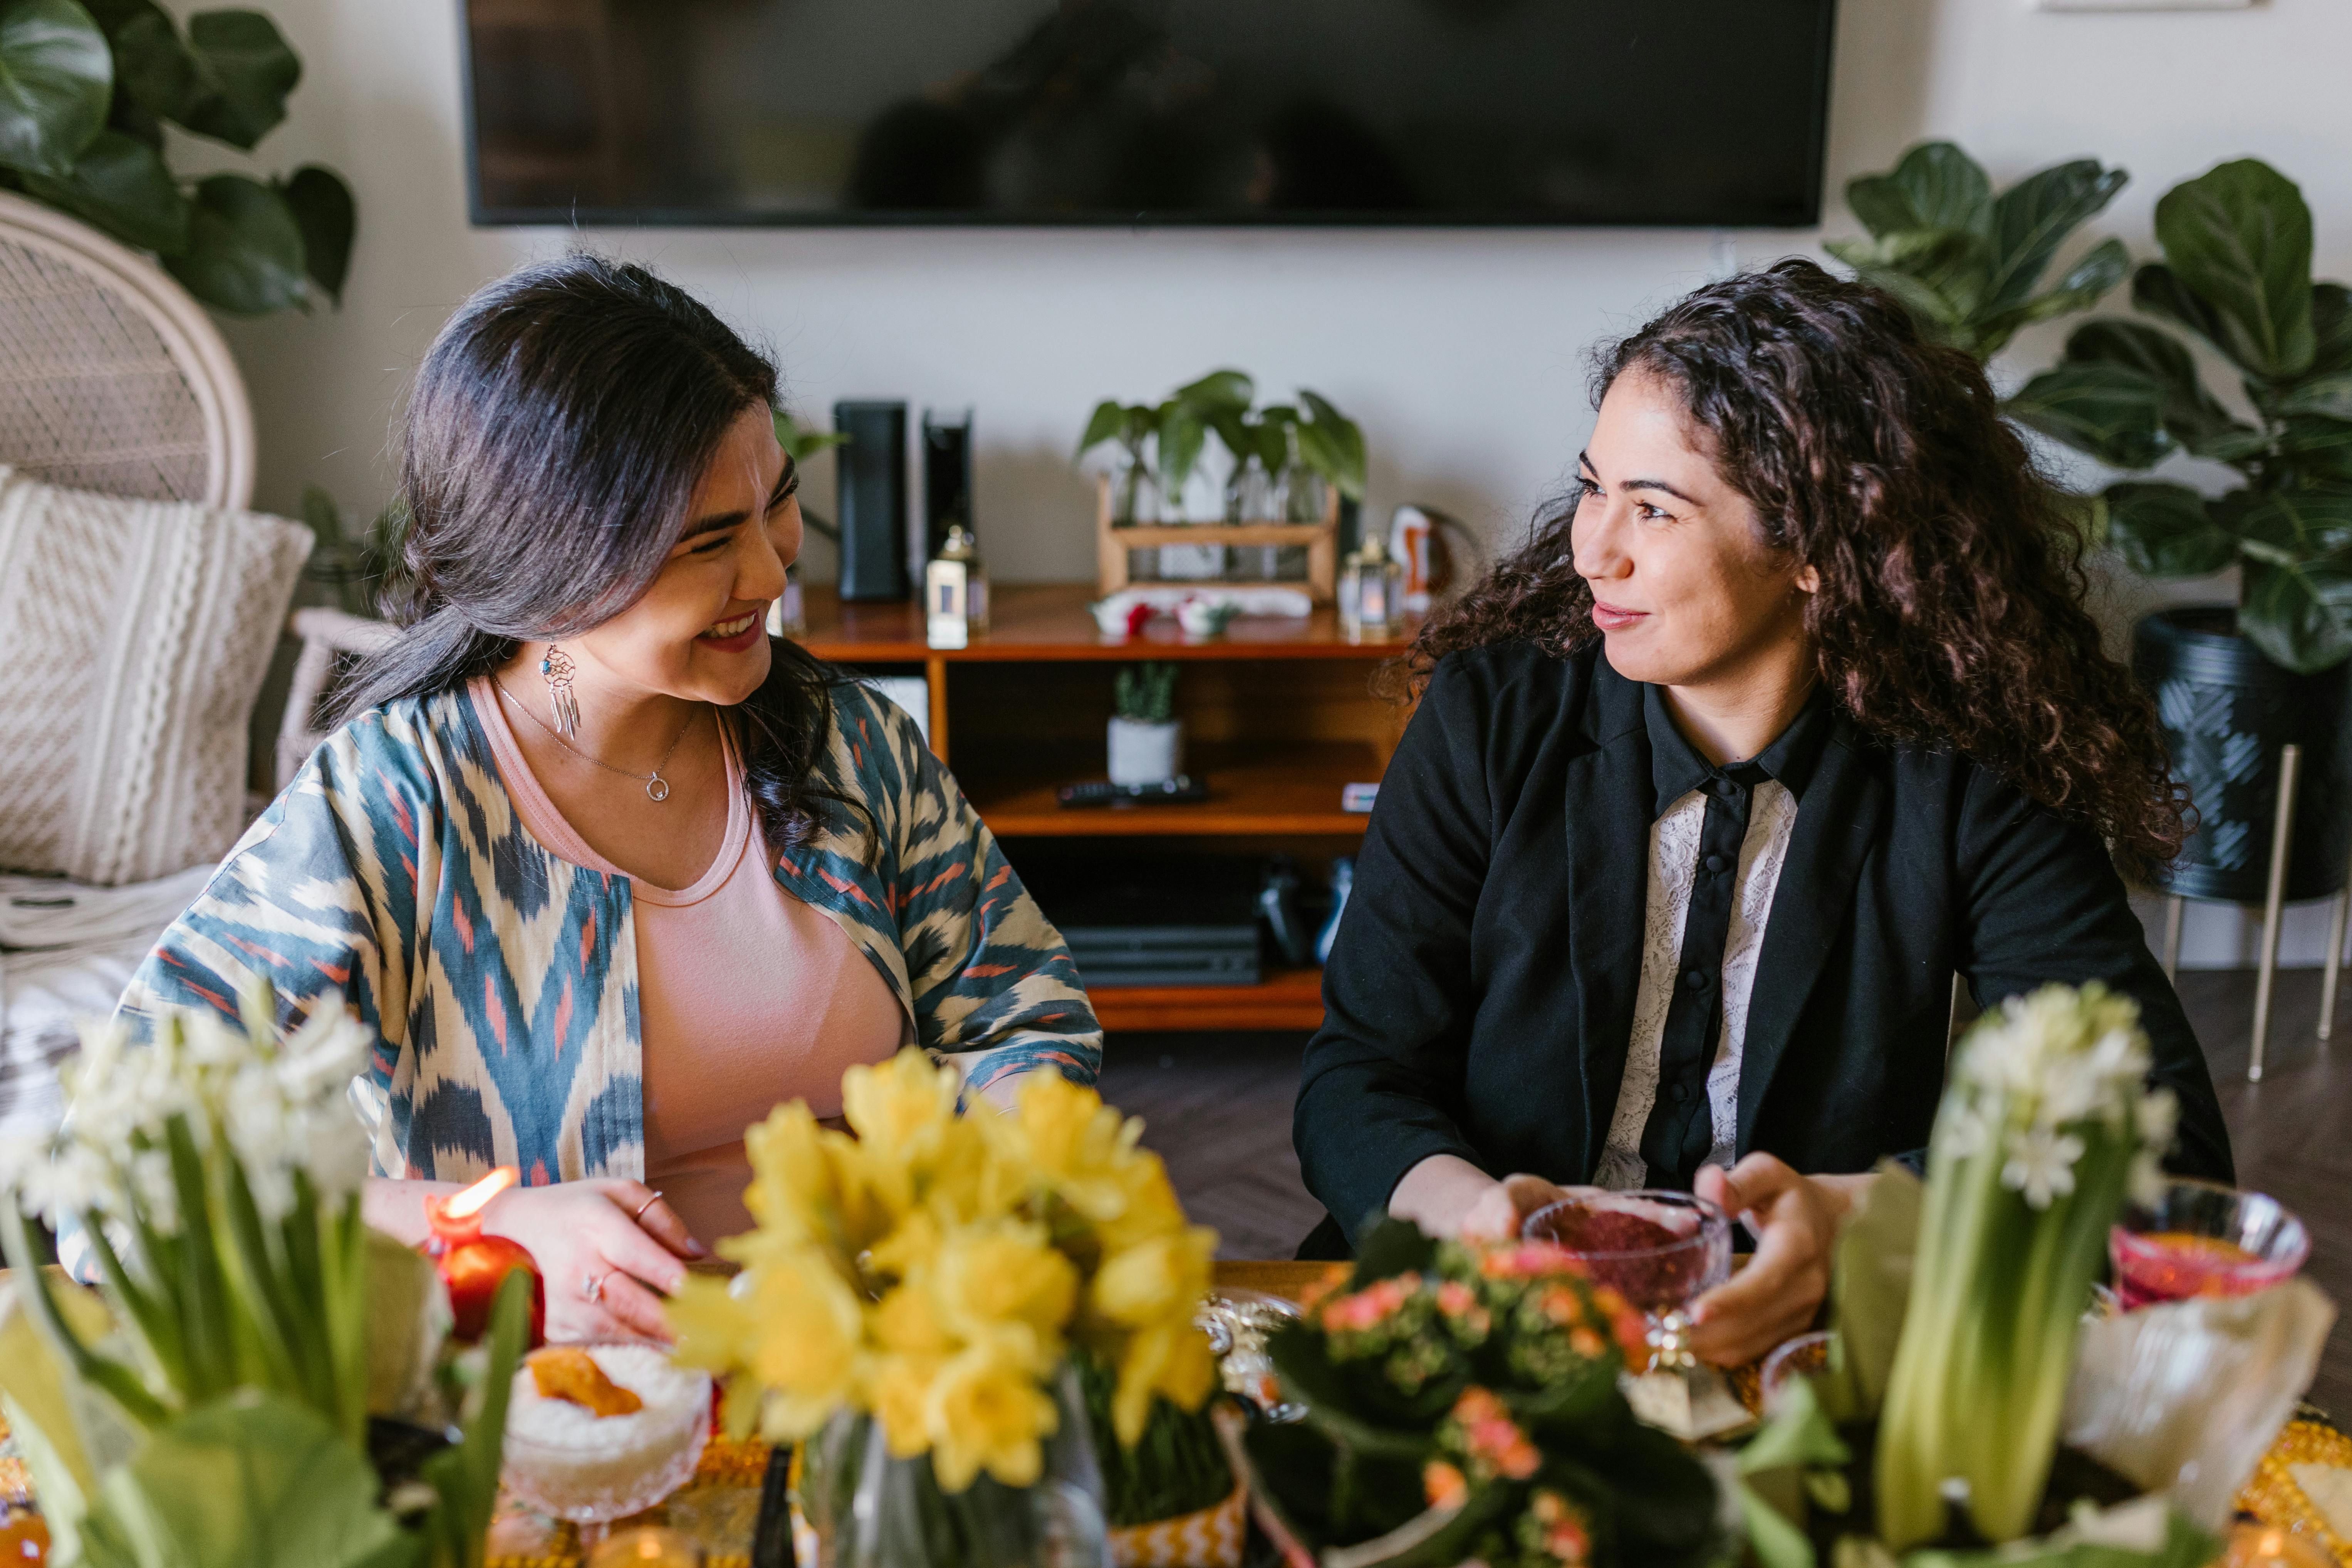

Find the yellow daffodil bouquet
[[670, 1050, 1219, 1557]]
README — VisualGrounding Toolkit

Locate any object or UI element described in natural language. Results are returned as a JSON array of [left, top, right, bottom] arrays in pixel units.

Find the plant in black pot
[[2009, 159, 2352, 904]]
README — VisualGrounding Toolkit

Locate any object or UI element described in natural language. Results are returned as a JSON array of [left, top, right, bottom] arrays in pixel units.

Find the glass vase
[[1111, 452, 1162, 582], [798, 1368, 1108, 1568]]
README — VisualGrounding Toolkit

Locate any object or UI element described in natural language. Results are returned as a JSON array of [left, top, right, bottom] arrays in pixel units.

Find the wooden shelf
[[794, 582, 1414, 664], [790, 580, 1394, 1033], [1089, 966, 1327, 1033], [964, 741, 1378, 836]]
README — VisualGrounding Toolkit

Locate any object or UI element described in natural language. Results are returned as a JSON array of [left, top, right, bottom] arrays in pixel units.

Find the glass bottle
[[1339, 530, 1404, 643], [767, 564, 807, 638], [925, 526, 990, 649]]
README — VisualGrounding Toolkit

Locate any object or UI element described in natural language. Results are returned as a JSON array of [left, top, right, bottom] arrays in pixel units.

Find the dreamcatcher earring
[[540, 646, 582, 738]]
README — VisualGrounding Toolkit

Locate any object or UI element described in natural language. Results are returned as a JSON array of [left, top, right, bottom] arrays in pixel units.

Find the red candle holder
[[423, 1167, 545, 1346]]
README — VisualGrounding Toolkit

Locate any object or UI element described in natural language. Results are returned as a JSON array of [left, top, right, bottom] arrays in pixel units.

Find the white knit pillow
[[0, 468, 312, 884]]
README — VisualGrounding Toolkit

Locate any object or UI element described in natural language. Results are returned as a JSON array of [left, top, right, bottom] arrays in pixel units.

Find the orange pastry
[[526, 1345, 644, 1417]]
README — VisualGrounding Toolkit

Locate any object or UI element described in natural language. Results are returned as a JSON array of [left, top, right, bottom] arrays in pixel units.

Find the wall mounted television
[[462, 0, 1839, 228]]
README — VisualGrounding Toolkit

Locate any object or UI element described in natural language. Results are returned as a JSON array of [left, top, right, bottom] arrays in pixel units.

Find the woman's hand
[[480, 1180, 707, 1344], [1389, 1154, 1594, 1240], [1688, 1155, 1870, 1367]]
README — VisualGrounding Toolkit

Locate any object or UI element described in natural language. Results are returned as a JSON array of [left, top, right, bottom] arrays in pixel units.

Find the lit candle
[[2221, 1524, 2334, 1568], [584, 1525, 704, 1566], [422, 1167, 545, 1346]]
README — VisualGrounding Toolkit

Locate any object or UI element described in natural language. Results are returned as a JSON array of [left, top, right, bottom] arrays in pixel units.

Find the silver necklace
[[494, 680, 700, 802]]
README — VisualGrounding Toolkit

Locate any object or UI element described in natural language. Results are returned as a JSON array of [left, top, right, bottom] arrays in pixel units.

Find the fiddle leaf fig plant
[[0, 0, 355, 315], [1827, 141, 2131, 362], [2009, 159, 2352, 674]]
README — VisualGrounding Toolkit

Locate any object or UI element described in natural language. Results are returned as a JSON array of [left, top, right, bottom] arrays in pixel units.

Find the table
[[4, 1263, 2344, 1566]]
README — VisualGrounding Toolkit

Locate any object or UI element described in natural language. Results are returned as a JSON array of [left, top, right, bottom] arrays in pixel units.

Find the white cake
[[501, 1343, 711, 1520]]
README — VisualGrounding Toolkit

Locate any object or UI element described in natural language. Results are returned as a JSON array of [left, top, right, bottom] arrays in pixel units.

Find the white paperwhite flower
[[1939, 1098, 1993, 1161], [2127, 1147, 2167, 1206], [2135, 1087, 2179, 1155], [2001, 1126, 2085, 1210], [5, 988, 375, 1235]]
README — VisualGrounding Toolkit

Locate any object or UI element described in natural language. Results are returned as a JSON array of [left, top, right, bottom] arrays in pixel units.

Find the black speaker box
[[833, 400, 908, 602], [921, 407, 974, 565]]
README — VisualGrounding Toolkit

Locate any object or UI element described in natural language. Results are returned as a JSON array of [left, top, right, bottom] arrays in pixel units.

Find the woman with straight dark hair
[[114, 255, 1098, 1341], [1294, 259, 2232, 1365]]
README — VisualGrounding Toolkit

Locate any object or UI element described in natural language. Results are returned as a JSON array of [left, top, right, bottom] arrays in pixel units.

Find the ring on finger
[[581, 1267, 617, 1304], [631, 1189, 664, 1223]]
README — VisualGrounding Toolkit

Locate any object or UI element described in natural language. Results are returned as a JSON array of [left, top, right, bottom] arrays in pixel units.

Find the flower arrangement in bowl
[[0, 983, 533, 1568], [1737, 982, 2335, 1568], [668, 1051, 1225, 1568], [1235, 1218, 1725, 1568]]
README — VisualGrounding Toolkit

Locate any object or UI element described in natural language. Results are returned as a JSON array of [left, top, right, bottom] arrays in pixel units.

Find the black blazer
[[1294, 641, 2233, 1253]]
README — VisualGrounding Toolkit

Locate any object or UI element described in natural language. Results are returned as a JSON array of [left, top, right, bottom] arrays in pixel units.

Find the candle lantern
[[1339, 531, 1404, 643], [423, 1167, 545, 1346]]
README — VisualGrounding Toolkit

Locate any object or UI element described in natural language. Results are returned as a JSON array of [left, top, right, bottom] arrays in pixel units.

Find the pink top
[[471, 679, 908, 1243]]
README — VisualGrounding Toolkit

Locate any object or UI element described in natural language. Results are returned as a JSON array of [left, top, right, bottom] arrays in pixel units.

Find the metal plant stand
[[2159, 743, 2349, 1081]]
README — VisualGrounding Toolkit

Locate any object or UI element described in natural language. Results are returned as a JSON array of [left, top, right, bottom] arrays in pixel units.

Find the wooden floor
[[1104, 966, 2351, 1414]]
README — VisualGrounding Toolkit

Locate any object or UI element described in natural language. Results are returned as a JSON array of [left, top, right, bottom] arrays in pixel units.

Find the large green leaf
[[1986, 159, 2128, 315], [2132, 262, 2238, 360], [2235, 488, 2352, 564], [2313, 282, 2352, 375], [94, 0, 193, 122], [1845, 142, 1991, 240], [1973, 238, 2131, 358], [1077, 398, 1126, 457], [2277, 371, 2352, 423], [174, 8, 297, 150], [280, 164, 352, 302], [2240, 550, 2352, 674], [2152, 159, 2315, 380], [1825, 230, 1988, 333], [1156, 401, 1206, 492], [22, 127, 186, 251], [80, 1390, 413, 1568], [2102, 481, 2240, 577], [2062, 319, 2251, 456], [1171, 367, 1252, 415], [1300, 388, 1367, 500], [2026, 236, 2130, 319], [165, 173, 306, 314], [2005, 362, 2170, 470], [2277, 416, 2352, 485], [0, 0, 110, 178]]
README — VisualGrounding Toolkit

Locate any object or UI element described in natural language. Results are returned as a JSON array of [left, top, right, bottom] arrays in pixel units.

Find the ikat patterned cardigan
[[115, 680, 1101, 1187]]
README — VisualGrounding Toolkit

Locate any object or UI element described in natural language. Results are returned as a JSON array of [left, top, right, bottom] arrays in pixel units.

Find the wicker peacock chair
[[0, 189, 254, 508]]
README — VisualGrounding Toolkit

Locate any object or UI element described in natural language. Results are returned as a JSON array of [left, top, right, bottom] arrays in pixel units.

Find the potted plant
[[0, 0, 356, 314], [1234, 1219, 1724, 1567], [1735, 983, 2325, 1568], [1079, 371, 1367, 580], [1109, 661, 1181, 786], [1827, 142, 2131, 363], [0, 983, 532, 1568], [2008, 158, 2352, 902], [667, 1054, 1223, 1568]]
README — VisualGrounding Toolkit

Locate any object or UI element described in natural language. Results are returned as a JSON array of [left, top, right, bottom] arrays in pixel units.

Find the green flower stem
[[1877, 1118, 2132, 1547]]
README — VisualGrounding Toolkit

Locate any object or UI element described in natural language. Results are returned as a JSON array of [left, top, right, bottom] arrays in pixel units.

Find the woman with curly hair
[[1293, 258, 2231, 1363]]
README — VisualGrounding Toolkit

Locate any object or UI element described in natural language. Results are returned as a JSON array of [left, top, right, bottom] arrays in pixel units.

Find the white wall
[[201, 0, 2352, 964]]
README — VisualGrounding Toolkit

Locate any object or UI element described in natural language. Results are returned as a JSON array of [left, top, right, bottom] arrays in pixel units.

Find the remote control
[[1057, 775, 1210, 808]]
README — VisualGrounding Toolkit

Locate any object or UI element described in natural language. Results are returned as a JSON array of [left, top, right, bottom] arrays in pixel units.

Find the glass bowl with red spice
[[2109, 1179, 2308, 1312], [1518, 1189, 1732, 1317]]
